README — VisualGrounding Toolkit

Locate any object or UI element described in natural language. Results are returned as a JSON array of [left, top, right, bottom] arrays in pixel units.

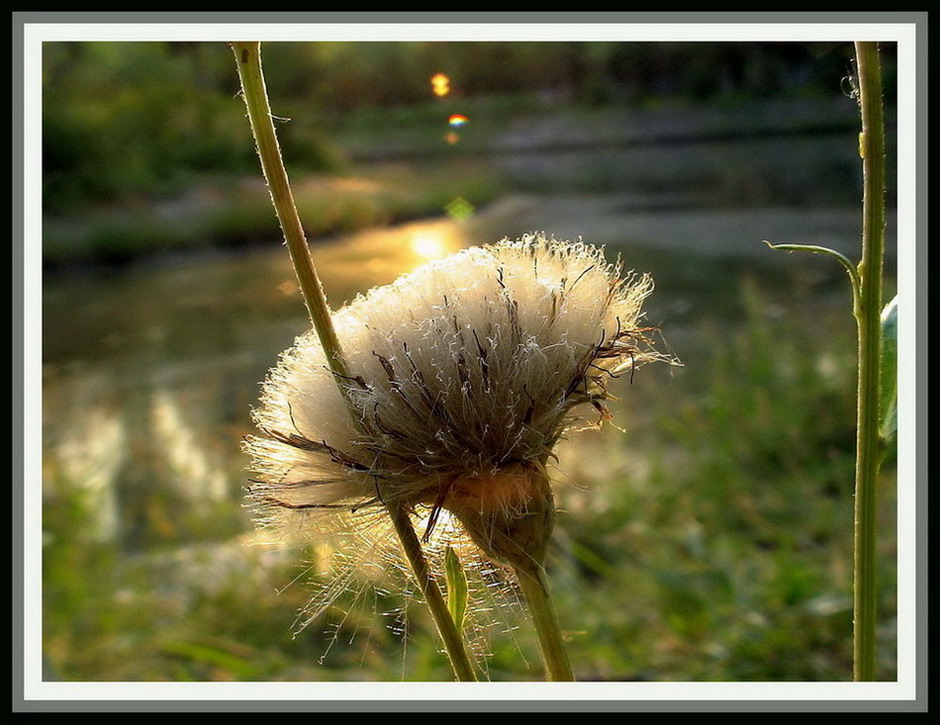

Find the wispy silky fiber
[[244, 233, 665, 624]]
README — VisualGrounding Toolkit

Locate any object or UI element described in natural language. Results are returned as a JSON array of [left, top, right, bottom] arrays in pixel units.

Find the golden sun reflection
[[304, 220, 464, 292], [410, 235, 448, 261]]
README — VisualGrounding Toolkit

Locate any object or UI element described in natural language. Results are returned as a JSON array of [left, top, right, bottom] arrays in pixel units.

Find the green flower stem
[[852, 40, 887, 683], [766, 43, 887, 682], [515, 563, 575, 681], [231, 41, 477, 682], [388, 503, 477, 682], [231, 42, 350, 386]]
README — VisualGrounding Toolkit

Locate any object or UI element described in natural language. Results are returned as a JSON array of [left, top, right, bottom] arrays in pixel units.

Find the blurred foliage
[[42, 161, 508, 267], [259, 41, 883, 111], [543, 281, 896, 681], [43, 40, 894, 216], [44, 43, 260, 212]]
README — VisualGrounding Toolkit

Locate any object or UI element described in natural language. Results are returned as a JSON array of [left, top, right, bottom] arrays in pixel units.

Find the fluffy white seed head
[[244, 234, 664, 570]]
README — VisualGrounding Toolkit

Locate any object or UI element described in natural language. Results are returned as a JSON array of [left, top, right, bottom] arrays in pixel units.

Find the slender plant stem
[[388, 503, 477, 682], [231, 41, 477, 682], [852, 40, 886, 682], [515, 563, 575, 681], [231, 42, 350, 385]]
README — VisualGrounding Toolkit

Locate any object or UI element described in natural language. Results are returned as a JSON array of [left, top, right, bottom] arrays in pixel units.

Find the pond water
[[38, 116, 898, 680]]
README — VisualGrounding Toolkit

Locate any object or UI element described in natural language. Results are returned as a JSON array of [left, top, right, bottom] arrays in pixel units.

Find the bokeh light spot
[[277, 279, 298, 296], [445, 197, 475, 221], [431, 73, 450, 97]]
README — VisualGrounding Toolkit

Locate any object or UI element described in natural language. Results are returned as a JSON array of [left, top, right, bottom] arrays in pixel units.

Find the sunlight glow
[[410, 235, 448, 260]]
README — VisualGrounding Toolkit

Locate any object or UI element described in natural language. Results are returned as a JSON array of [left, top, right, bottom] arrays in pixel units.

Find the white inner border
[[22, 19, 920, 704]]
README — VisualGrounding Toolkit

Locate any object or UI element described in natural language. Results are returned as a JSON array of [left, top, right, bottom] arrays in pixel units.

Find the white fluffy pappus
[[244, 234, 665, 576]]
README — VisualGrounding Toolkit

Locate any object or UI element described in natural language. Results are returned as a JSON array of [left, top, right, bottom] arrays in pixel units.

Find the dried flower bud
[[244, 233, 664, 578], [439, 462, 556, 574]]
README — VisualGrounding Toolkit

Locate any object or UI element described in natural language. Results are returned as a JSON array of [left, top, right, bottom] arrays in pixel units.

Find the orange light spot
[[431, 73, 451, 97]]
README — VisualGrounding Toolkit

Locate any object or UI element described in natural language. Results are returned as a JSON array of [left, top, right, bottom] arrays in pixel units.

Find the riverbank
[[42, 94, 879, 269]]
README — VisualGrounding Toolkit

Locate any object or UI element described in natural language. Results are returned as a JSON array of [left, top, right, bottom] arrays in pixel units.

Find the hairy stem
[[852, 40, 887, 682], [515, 563, 575, 681], [230, 42, 350, 385], [389, 503, 477, 682], [231, 41, 476, 682]]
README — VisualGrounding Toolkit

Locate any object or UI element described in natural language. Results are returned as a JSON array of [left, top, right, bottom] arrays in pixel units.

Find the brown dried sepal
[[425, 463, 556, 574]]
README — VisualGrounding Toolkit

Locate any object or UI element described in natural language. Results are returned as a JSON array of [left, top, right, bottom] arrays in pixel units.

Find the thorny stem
[[852, 40, 886, 682], [515, 563, 575, 681], [231, 41, 477, 682]]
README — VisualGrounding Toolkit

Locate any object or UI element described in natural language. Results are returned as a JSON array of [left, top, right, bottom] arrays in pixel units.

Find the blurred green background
[[41, 40, 898, 682]]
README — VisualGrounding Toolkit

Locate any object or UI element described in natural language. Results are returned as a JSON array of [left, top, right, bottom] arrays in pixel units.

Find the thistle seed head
[[244, 233, 665, 573]]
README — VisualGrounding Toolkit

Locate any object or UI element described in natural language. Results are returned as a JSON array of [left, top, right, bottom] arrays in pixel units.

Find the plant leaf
[[444, 545, 468, 632], [879, 295, 898, 444], [763, 240, 861, 310]]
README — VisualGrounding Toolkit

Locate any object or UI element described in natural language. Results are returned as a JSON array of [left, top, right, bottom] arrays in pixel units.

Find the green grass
[[41, 279, 896, 682]]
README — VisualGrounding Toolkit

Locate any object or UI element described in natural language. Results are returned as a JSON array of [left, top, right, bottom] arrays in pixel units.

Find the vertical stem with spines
[[852, 40, 886, 682], [231, 41, 476, 682]]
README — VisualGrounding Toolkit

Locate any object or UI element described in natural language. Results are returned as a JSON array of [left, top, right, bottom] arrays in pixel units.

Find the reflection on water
[[45, 371, 125, 543], [41, 217, 481, 553], [151, 388, 229, 504]]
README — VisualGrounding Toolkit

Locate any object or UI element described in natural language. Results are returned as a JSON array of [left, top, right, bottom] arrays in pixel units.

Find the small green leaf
[[444, 545, 468, 631], [879, 296, 897, 443], [763, 240, 861, 310]]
